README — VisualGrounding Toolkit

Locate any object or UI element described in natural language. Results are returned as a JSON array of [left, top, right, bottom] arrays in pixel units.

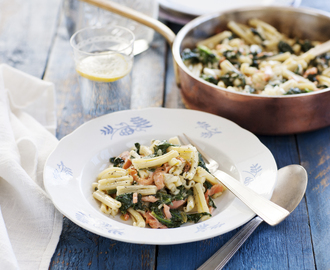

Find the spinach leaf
[[219, 71, 246, 87], [250, 28, 264, 41], [151, 208, 186, 228], [155, 190, 173, 205], [153, 140, 175, 156], [116, 192, 145, 214], [181, 48, 200, 64], [197, 45, 219, 65], [109, 157, 125, 167], [134, 143, 141, 154], [278, 41, 294, 54], [201, 74, 218, 85], [198, 152, 210, 173], [186, 212, 212, 223], [285, 87, 313, 95], [172, 185, 193, 201], [208, 196, 217, 209], [203, 180, 213, 190]]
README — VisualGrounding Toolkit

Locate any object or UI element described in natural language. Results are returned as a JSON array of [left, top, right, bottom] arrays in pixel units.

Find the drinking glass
[[70, 25, 135, 118]]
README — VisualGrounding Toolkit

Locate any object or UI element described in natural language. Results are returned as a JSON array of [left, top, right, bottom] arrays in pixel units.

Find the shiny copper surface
[[172, 6, 330, 135]]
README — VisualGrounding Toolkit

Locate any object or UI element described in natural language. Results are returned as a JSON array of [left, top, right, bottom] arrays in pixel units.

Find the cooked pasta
[[92, 137, 226, 228], [182, 19, 330, 95]]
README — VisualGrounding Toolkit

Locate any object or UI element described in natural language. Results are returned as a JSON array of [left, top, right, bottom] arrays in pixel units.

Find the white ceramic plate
[[158, 0, 301, 17], [44, 108, 277, 245]]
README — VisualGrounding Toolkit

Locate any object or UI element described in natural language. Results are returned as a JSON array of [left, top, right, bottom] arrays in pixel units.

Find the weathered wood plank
[[297, 127, 330, 270], [0, 0, 61, 78], [50, 217, 156, 270]]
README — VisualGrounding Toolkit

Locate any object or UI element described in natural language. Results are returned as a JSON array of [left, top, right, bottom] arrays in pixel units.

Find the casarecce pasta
[[182, 19, 330, 95], [92, 137, 226, 229]]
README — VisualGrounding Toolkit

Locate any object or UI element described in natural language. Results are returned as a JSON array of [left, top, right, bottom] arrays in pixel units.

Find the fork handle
[[213, 170, 289, 226], [197, 216, 263, 270]]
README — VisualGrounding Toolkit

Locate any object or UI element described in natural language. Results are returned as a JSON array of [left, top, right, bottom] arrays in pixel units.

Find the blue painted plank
[[297, 126, 330, 270], [50, 217, 156, 270], [0, 0, 61, 78]]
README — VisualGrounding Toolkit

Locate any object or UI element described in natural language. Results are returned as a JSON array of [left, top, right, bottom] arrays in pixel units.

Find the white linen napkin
[[0, 64, 63, 270]]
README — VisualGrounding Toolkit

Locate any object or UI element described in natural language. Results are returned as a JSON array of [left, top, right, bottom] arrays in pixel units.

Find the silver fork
[[180, 133, 290, 227]]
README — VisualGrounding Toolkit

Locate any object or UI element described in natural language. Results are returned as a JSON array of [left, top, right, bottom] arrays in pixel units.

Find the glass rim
[[70, 25, 135, 56]]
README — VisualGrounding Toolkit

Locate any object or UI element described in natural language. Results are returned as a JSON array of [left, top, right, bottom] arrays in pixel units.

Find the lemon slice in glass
[[76, 53, 133, 82]]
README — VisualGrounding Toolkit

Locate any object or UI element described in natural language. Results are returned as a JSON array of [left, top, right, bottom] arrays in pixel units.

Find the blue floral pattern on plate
[[244, 164, 262, 185], [100, 117, 152, 139], [195, 222, 225, 233], [76, 211, 124, 235], [53, 161, 72, 180], [196, 121, 221, 138]]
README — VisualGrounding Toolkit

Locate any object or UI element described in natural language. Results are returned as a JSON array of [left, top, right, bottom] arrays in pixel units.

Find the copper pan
[[79, 0, 330, 135]]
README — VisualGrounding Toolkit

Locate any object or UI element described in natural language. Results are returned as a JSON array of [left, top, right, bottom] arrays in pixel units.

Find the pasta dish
[[182, 19, 330, 95], [92, 137, 225, 229]]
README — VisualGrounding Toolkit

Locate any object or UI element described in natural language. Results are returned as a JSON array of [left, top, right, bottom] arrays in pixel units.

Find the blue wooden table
[[1, 0, 329, 269]]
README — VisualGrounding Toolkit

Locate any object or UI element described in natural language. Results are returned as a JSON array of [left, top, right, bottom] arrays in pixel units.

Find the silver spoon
[[197, 164, 308, 270]]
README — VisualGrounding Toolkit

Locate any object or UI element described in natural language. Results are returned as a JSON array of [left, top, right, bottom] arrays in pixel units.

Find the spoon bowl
[[271, 165, 308, 212], [198, 164, 308, 270]]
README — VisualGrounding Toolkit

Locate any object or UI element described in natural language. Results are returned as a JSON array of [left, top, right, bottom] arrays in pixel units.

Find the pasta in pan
[[182, 19, 330, 95], [92, 137, 226, 229]]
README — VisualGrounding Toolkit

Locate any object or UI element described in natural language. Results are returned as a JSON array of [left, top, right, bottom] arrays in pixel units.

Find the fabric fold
[[0, 64, 62, 270]]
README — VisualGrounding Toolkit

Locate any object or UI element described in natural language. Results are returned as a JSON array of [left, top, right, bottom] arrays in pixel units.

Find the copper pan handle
[[78, 0, 176, 46]]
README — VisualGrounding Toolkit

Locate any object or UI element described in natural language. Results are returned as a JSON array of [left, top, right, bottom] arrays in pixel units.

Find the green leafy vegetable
[[109, 157, 125, 167], [198, 152, 210, 173], [181, 48, 200, 64], [153, 140, 175, 156], [115, 193, 145, 214], [200, 74, 218, 85], [197, 45, 219, 65], [186, 212, 212, 223], [203, 180, 213, 190], [172, 185, 193, 201], [155, 190, 173, 205], [208, 196, 217, 209], [278, 41, 294, 54], [134, 143, 141, 154], [107, 189, 116, 195], [250, 28, 264, 41], [219, 71, 246, 87], [285, 87, 313, 95], [151, 208, 186, 228]]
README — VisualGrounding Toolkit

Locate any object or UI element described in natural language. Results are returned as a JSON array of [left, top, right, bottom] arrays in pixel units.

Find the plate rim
[[44, 107, 277, 245]]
